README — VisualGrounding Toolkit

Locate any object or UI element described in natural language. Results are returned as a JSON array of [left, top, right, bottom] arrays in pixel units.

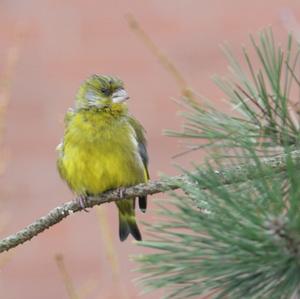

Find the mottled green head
[[75, 75, 129, 110]]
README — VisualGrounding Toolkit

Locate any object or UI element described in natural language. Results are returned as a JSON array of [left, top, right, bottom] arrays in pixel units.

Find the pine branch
[[132, 29, 300, 298], [0, 176, 183, 254], [1, 149, 300, 254]]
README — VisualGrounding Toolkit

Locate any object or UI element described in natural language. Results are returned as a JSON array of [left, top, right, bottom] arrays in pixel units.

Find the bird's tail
[[138, 196, 147, 213], [117, 200, 142, 241]]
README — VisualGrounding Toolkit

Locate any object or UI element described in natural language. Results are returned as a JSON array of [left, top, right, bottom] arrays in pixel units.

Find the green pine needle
[[166, 29, 300, 157], [136, 29, 300, 298], [136, 151, 300, 298]]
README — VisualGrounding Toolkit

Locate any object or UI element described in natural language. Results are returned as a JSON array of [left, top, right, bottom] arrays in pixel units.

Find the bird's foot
[[116, 187, 126, 199], [76, 195, 89, 213]]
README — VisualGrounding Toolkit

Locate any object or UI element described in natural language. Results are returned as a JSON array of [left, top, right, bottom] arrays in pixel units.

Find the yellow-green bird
[[57, 74, 149, 241]]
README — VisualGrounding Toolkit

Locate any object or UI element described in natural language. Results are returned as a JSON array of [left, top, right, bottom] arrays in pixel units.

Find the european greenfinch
[[57, 75, 149, 241]]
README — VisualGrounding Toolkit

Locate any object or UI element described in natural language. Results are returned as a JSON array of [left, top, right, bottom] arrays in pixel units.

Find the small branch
[[1, 150, 300, 253], [126, 14, 197, 105], [55, 254, 80, 299], [126, 14, 188, 91], [265, 215, 300, 259], [0, 176, 183, 253]]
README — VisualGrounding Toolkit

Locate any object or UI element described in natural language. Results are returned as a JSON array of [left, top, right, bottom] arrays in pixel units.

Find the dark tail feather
[[119, 212, 142, 241], [119, 213, 130, 241], [128, 219, 142, 241], [138, 196, 147, 213]]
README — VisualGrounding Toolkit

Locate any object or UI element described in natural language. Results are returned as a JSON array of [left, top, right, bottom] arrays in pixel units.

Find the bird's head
[[75, 74, 129, 111]]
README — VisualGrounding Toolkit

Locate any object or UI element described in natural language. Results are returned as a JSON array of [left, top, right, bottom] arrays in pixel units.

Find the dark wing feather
[[128, 116, 149, 212]]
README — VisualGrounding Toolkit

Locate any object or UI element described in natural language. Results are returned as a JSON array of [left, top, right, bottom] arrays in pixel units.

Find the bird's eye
[[101, 87, 110, 96]]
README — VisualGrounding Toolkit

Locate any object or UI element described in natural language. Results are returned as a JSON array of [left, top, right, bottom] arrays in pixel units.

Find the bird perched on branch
[[57, 75, 149, 241]]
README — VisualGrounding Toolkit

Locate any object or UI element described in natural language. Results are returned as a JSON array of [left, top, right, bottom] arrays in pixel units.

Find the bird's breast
[[60, 111, 146, 195]]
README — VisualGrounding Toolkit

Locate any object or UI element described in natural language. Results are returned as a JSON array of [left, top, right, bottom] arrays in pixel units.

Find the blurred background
[[0, 1, 299, 298]]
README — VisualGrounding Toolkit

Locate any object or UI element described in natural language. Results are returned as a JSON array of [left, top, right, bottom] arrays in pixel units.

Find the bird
[[57, 74, 149, 241]]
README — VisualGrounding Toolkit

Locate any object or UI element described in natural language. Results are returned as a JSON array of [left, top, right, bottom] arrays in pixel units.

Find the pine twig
[[0, 149, 300, 254], [55, 254, 81, 299], [126, 14, 196, 103]]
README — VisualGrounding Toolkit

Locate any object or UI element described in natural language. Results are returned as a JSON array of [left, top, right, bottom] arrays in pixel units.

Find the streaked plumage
[[57, 75, 149, 241]]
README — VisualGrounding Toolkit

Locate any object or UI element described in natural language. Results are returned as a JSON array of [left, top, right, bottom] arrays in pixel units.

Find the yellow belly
[[58, 111, 146, 195]]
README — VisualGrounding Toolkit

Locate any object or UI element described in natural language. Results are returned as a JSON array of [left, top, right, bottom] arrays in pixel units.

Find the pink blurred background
[[0, 1, 299, 298]]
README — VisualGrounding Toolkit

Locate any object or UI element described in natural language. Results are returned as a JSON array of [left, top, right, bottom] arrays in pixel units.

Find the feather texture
[[57, 75, 149, 241]]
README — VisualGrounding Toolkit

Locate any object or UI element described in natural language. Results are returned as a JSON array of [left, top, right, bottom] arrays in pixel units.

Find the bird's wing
[[128, 116, 149, 178], [56, 108, 75, 178], [128, 116, 149, 212]]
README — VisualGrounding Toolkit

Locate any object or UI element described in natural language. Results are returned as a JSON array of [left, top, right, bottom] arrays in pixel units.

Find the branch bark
[[1, 150, 299, 253]]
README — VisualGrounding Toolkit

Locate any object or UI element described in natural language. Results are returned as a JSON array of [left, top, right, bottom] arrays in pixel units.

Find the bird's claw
[[117, 187, 126, 199], [76, 195, 89, 213]]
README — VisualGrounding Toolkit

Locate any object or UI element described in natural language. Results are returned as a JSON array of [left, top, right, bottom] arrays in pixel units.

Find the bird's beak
[[112, 88, 130, 103]]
